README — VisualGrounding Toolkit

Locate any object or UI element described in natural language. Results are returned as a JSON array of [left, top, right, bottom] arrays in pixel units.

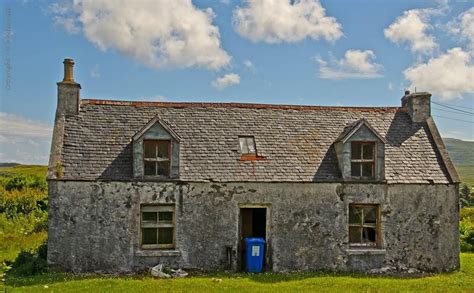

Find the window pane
[[351, 162, 361, 177], [157, 141, 170, 159], [362, 227, 377, 243], [142, 212, 157, 223], [351, 143, 362, 159], [349, 206, 363, 224], [239, 137, 249, 154], [144, 141, 156, 158], [159, 212, 173, 222], [349, 227, 362, 244], [362, 162, 373, 177], [362, 144, 374, 160], [144, 161, 156, 176], [364, 207, 377, 225], [158, 228, 174, 244], [142, 228, 157, 245], [157, 161, 170, 177], [246, 137, 256, 153]]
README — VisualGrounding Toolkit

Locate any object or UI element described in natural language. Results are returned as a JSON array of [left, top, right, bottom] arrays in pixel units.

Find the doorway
[[239, 207, 268, 271]]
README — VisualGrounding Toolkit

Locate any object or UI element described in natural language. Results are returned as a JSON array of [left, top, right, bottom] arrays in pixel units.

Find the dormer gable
[[334, 119, 385, 181], [132, 116, 180, 179]]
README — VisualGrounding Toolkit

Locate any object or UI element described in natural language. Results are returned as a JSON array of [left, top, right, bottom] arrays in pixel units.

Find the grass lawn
[[1, 253, 473, 292]]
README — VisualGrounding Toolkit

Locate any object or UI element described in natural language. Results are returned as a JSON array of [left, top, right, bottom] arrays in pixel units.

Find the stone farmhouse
[[48, 59, 460, 273]]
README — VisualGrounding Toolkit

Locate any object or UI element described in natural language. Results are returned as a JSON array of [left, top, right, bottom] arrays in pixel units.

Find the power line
[[433, 115, 474, 124], [434, 100, 474, 110], [432, 101, 474, 114], [432, 107, 473, 116]]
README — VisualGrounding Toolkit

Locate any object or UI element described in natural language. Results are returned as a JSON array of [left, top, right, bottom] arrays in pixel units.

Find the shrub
[[4, 175, 47, 192], [0, 186, 47, 218], [460, 219, 474, 252], [8, 243, 48, 276]]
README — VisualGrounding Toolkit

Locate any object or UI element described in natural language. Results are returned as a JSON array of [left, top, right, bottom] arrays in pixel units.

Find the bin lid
[[244, 237, 265, 244]]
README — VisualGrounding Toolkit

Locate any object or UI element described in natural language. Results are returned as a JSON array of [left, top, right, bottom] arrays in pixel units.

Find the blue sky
[[0, 0, 473, 164]]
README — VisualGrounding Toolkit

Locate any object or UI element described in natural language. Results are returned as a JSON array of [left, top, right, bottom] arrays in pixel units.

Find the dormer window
[[351, 142, 375, 179], [144, 140, 171, 177], [239, 136, 256, 155]]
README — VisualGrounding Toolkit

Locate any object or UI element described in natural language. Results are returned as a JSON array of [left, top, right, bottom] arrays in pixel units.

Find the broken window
[[349, 204, 380, 247], [239, 136, 256, 155], [140, 205, 175, 249], [351, 142, 375, 179], [143, 140, 171, 177]]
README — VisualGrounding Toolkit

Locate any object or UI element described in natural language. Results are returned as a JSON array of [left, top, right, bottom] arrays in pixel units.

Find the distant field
[[0, 165, 47, 178], [457, 164, 474, 188]]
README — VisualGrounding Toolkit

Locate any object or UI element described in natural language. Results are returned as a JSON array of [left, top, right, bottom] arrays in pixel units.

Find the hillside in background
[[443, 138, 473, 187], [444, 138, 474, 166]]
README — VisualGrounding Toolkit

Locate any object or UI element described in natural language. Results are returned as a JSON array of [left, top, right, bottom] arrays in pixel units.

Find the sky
[[0, 0, 473, 165]]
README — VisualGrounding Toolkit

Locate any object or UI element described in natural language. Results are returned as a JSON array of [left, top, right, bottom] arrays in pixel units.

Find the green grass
[[0, 165, 47, 177], [1, 254, 473, 292], [457, 164, 474, 189]]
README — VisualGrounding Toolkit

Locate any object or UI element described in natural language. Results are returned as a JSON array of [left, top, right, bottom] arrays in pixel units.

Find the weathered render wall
[[47, 180, 459, 273]]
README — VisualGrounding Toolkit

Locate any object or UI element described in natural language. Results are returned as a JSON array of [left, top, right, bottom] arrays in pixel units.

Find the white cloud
[[243, 59, 253, 68], [315, 50, 383, 80], [211, 73, 241, 90], [403, 48, 474, 100], [447, 7, 474, 52], [384, 9, 438, 54], [50, 0, 231, 70], [0, 113, 52, 140], [388, 82, 394, 91], [233, 0, 342, 43], [0, 113, 52, 164]]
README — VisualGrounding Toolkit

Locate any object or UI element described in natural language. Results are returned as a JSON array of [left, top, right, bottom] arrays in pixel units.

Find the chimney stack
[[401, 91, 431, 123], [57, 58, 81, 116]]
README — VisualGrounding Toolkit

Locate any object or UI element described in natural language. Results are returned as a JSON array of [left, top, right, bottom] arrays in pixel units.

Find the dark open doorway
[[239, 208, 267, 271]]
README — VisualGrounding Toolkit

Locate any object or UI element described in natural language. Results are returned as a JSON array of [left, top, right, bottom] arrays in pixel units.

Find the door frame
[[237, 203, 272, 271]]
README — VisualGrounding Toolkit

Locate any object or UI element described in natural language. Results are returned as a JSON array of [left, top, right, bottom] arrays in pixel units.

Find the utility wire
[[433, 100, 474, 110], [433, 115, 474, 124], [432, 107, 473, 116], [432, 101, 474, 114]]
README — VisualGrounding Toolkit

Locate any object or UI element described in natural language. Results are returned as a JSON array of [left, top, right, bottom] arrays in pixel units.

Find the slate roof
[[59, 99, 451, 184]]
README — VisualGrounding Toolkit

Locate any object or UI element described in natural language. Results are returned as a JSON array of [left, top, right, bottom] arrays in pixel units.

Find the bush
[[4, 175, 47, 192], [8, 243, 48, 276], [0, 186, 47, 218], [460, 219, 474, 252]]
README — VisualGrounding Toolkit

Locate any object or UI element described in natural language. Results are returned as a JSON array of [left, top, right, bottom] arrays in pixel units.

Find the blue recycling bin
[[245, 237, 265, 273]]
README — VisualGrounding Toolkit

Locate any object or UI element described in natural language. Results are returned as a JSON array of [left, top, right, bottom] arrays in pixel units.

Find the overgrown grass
[[1, 254, 473, 292]]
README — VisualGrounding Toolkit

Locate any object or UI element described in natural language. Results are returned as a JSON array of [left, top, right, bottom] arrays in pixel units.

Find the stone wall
[[47, 180, 459, 273]]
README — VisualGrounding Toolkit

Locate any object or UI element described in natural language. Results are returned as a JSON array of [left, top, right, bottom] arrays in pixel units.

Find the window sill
[[135, 249, 181, 257], [346, 248, 386, 255]]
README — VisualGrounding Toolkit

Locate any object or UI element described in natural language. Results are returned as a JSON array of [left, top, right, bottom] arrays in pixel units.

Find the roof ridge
[[81, 99, 403, 112]]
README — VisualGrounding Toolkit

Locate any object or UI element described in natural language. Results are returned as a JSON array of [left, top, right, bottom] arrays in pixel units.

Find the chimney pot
[[57, 58, 81, 116], [63, 58, 75, 82]]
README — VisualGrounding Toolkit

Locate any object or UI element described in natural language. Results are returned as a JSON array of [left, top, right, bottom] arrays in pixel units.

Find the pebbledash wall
[[47, 180, 459, 273]]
